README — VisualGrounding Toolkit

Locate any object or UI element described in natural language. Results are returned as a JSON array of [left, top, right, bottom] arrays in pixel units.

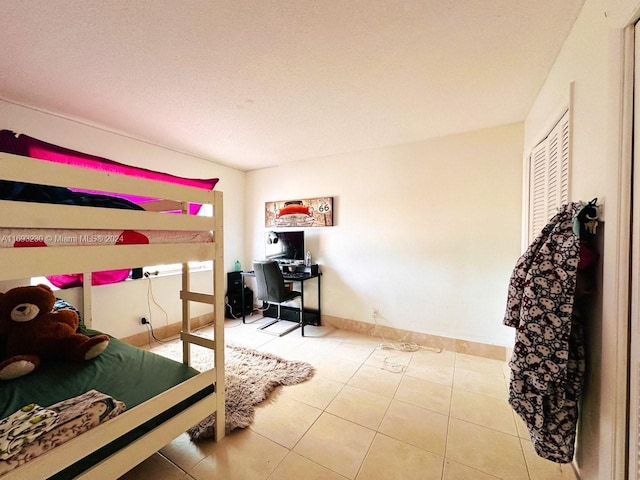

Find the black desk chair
[[253, 260, 303, 336]]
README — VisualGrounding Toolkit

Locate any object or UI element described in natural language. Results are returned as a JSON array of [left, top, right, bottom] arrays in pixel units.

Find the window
[[527, 110, 570, 242], [143, 203, 214, 277]]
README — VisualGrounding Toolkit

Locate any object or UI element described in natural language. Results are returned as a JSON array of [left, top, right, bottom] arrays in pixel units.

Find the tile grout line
[[440, 379, 455, 480]]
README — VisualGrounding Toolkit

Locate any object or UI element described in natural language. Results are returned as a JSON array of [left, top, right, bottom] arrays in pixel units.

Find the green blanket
[[0, 328, 200, 417]]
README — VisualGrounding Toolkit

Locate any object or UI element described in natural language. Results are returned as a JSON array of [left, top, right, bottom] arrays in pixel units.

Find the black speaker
[[227, 271, 242, 295]]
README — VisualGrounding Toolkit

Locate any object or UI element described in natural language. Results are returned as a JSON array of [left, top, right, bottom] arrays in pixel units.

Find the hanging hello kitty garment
[[504, 202, 586, 463]]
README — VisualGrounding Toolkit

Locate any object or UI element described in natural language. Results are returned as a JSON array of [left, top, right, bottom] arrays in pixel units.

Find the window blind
[[528, 110, 570, 242]]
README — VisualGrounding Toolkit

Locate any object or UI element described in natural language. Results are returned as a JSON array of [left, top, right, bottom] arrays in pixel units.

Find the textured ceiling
[[0, 1, 585, 171]]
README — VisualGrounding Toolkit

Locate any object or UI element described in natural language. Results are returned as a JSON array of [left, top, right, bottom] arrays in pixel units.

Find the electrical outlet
[[140, 316, 149, 325]]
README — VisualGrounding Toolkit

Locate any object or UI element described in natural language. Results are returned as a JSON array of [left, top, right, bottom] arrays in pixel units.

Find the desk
[[240, 270, 322, 336]]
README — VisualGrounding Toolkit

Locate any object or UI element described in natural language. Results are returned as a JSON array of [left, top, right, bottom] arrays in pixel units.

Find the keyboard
[[283, 272, 308, 279]]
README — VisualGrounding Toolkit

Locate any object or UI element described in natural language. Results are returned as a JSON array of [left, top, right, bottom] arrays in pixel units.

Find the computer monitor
[[265, 231, 304, 262]]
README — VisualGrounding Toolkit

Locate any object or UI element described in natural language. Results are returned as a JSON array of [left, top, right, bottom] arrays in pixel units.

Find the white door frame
[[626, 20, 638, 480]]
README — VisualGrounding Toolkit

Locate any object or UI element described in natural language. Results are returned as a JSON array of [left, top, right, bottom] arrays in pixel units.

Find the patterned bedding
[[0, 390, 125, 477]]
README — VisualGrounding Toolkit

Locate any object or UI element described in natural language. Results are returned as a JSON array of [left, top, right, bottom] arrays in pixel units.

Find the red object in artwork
[[277, 202, 311, 218]]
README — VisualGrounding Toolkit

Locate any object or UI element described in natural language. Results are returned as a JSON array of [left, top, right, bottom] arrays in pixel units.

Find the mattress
[[0, 327, 213, 479], [0, 228, 213, 287], [0, 228, 212, 248]]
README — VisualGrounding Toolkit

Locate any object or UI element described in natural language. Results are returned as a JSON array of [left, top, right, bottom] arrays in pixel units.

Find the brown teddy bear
[[0, 284, 109, 380]]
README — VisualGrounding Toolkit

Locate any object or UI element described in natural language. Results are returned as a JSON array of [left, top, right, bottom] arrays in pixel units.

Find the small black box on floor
[[226, 287, 253, 318], [262, 304, 320, 326]]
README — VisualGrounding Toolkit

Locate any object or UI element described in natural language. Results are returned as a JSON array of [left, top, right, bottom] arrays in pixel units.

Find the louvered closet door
[[528, 110, 570, 242]]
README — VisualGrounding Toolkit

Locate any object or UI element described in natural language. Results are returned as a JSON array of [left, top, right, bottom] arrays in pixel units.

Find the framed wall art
[[265, 197, 334, 227]]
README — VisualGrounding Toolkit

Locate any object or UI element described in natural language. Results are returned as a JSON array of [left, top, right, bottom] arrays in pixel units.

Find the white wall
[[523, 0, 640, 478], [0, 99, 246, 337], [53, 271, 214, 338], [246, 123, 523, 347]]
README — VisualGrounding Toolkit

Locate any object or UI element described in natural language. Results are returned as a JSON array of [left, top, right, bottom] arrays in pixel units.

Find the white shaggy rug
[[150, 341, 315, 439]]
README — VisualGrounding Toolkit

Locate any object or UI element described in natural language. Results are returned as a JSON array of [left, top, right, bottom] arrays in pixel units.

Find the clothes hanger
[[577, 198, 599, 235]]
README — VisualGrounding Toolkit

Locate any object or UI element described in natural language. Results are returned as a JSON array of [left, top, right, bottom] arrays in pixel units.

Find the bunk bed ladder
[[179, 190, 225, 441]]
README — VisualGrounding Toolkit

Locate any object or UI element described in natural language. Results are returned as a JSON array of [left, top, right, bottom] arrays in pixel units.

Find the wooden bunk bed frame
[[0, 152, 225, 479]]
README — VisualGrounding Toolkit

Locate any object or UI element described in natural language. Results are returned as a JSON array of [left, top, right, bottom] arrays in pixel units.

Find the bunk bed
[[0, 151, 225, 479]]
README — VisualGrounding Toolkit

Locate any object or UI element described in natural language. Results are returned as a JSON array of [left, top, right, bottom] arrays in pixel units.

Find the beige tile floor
[[120, 314, 577, 480]]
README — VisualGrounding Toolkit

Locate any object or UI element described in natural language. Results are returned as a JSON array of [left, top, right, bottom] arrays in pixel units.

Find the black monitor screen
[[265, 231, 304, 261]]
